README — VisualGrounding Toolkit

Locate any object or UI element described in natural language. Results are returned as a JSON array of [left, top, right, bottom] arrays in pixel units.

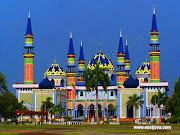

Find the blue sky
[[0, 0, 180, 95]]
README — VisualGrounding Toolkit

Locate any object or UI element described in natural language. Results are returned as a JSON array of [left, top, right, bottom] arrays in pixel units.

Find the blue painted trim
[[118, 89, 120, 118], [73, 102, 75, 118], [33, 90, 35, 111], [143, 89, 147, 117], [54, 90, 57, 105], [16, 90, 18, 98], [85, 102, 87, 117]]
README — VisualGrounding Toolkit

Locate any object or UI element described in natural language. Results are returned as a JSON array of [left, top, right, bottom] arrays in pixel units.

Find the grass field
[[0, 124, 180, 135]]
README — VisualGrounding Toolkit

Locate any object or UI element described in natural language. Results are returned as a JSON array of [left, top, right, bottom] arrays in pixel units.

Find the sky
[[0, 0, 180, 96]]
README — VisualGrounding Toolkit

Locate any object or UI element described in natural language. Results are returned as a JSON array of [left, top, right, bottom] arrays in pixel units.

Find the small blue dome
[[39, 77, 55, 89], [123, 75, 139, 88]]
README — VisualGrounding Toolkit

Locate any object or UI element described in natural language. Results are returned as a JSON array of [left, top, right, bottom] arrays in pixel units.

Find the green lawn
[[0, 124, 179, 135]]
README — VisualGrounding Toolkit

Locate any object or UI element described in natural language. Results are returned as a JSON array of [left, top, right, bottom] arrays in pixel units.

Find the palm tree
[[108, 104, 117, 117], [56, 104, 65, 116], [18, 100, 29, 111], [151, 89, 168, 124], [49, 103, 66, 119], [126, 94, 144, 119], [42, 97, 54, 121], [83, 61, 110, 124]]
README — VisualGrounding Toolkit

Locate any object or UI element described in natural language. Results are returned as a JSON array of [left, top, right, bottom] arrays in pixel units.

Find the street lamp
[[87, 106, 90, 125]]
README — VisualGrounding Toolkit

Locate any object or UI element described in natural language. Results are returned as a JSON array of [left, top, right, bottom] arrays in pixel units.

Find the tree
[[42, 97, 54, 121], [17, 100, 29, 111], [0, 91, 19, 119], [164, 94, 175, 116], [49, 104, 56, 119], [0, 72, 8, 94], [49, 103, 65, 119], [151, 89, 168, 123], [56, 104, 65, 116], [108, 104, 117, 117], [126, 94, 144, 118], [83, 61, 110, 124], [174, 77, 180, 117]]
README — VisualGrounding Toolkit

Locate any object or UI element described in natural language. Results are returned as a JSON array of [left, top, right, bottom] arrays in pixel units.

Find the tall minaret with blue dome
[[23, 9, 35, 84], [66, 30, 76, 98], [77, 39, 85, 83], [116, 29, 126, 86], [149, 6, 160, 82], [124, 38, 130, 80]]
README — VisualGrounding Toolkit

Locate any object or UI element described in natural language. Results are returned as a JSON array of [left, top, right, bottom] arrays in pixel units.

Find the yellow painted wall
[[147, 92, 156, 105], [20, 93, 33, 105], [121, 93, 140, 118]]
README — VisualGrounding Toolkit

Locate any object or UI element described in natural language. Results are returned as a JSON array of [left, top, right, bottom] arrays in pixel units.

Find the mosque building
[[13, 7, 169, 119]]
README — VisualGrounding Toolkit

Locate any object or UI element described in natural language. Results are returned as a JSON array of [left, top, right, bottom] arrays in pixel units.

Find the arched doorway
[[127, 105, 134, 118], [108, 104, 115, 118], [89, 104, 95, 118], [77, 104, 83, 118], [98, 104, 102, 119]]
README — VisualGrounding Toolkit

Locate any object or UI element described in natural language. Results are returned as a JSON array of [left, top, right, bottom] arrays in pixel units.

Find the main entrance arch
[[127, 105, 134, 118]]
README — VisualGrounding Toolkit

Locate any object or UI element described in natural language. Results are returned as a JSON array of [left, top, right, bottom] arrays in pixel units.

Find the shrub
[[161, 118, 166, 123], [103, 121, 109, 124], [151, 120, 156, 124], [167, 118, 180, 123], [4, 121, 12, 124], [11, 119, 17, 123], [65, 117, 72, 121], [83, 118, 88, 122]]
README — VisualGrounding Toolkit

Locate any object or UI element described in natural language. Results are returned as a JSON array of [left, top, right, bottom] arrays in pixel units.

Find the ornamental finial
[[28, 8, 30, 18], [153, 4, 155, 14], [70, 29, 72, 38], [120, 28, 122, 37], [81, 38, 82, 46], [126, 37, 128, 45], [99, 42, 101, 53], [54, 56, 56, 64]]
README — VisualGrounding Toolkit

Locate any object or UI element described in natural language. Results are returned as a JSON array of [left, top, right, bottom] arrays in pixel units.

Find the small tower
[[66, 30, 76, 99], [149, 6, 160, 82], [116, 29, 126, 86], [23, 9, 34, 84], [77, 39, 85, 83], [124, 37, 130, 80]]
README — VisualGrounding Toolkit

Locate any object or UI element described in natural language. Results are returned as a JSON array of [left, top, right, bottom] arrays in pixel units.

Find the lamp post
[[104, 108, 107, 121], [87, 107, 90, 125], [150, 104, 153, 122], [158, 107, 162, 124]]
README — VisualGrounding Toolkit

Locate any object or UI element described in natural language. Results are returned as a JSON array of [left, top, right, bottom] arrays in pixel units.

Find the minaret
[[23, 9, 34, 84], [149, 6, 160, 82], [77, 39, 85, 83], [124, 37, 130, 80], [116, 29, 126, 86], [67, 30, 76, 99]]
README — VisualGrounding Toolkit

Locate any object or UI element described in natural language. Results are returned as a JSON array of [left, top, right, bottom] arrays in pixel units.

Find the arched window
[[80, 91, 83, 96], [60, 79, 64, 87], [110, 91, 114, 96]]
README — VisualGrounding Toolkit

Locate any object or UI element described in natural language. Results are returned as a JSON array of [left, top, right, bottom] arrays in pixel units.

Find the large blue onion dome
[[135, 61, 150, 75], [44, 61, 66, 77], [123, 75, 139, 88], [39, 77, 55, 89], [87, 52, 114, 71]]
